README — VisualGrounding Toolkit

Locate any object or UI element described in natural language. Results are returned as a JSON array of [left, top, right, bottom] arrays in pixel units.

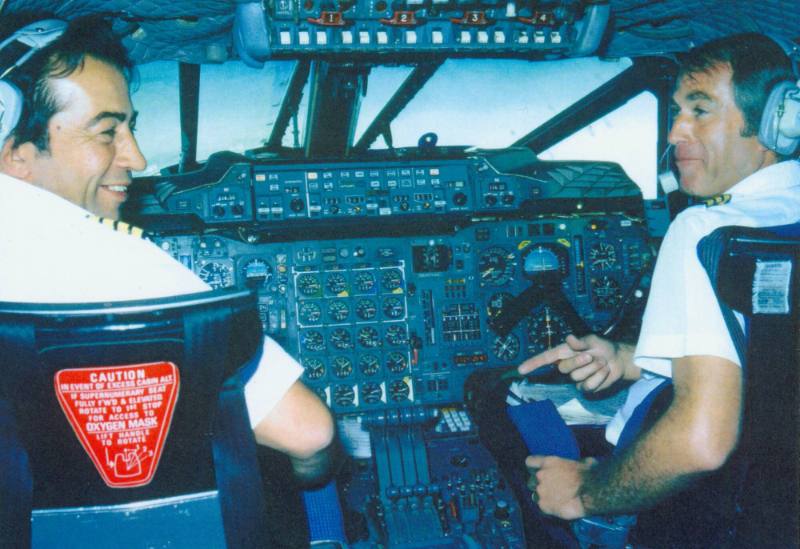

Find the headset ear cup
[[0, 80, 24, 144], [758, 80, 800, 156]]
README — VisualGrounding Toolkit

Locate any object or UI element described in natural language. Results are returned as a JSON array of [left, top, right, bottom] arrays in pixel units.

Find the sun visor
[[234, 1, 271, 67]]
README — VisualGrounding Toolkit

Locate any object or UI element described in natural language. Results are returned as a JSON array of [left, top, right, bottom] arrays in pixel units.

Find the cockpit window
[[358, 57, 632, 148], [132, 60, 296, 175], [133, 61, 180, 175], [541, 91, 658, 198], [133, 56, 655, 197], [197, 61, 296, 161]]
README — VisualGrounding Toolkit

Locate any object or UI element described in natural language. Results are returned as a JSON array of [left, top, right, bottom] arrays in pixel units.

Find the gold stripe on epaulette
[[702, 193, 732, 208], [87, 215, 147, 239]]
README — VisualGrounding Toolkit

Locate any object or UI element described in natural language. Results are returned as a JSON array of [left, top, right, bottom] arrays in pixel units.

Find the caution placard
[[54, 362, 180, 488]]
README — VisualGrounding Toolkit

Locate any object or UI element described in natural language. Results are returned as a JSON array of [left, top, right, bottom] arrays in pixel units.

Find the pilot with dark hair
[[518, 32, 800, 526], [0, 16, 335, 484]]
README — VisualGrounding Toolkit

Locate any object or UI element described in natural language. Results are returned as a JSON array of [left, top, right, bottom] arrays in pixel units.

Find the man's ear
[[0, 139, 38, 181]]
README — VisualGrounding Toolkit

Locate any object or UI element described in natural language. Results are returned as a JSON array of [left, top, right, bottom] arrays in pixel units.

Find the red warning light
[[54, 362, 180, 489]]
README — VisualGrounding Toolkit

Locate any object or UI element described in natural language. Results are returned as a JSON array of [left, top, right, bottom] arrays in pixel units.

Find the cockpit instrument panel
[[153, 211, 650, 414]]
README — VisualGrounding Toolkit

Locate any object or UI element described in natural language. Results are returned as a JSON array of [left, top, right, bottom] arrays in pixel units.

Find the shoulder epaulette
[[702, 193, 732, 208], [87, 215, 147, 239]]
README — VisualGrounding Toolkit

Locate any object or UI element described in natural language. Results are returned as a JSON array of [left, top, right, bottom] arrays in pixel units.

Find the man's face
[[668, 63, 772, 198], [23, 55, 146, 219]]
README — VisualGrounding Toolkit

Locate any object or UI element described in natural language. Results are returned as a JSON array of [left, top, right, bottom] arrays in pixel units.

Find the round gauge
[[360, 382, 383, 405], [592, 276, 622, 310], [329, 327, 353, 350], [303, 357, 326, 380], [298, 301, 322, 324], [296, 273, 322, 297], [487, 292, 514, 323], [242, 258, 273, 288], [355, 298, 378, 320], [492, 333, 520, 362], [589, 242, 617, 270], [301, 330, 325, 352], [331, 356, 353, 378], [332, 384, 356, 407], [385, 324, 408, 347], [527, 306, 570, 354], [353, 271, 376, 293], [388, 379, 410, 402], [357, 326, 381, 349], [385, 351, 408, 374], [327, 300, 350, 322], [521, 243, 569, 278], [478, 247, 515, 286], [381, 269, 403, 292], [198, 261, 234, 289], [358, 354, 381, 376], [382, 296, 405, 319], [325, 272, 349, 295]]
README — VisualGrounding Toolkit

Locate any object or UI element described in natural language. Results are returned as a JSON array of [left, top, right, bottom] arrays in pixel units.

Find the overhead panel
[[234, 0, 610, 60]]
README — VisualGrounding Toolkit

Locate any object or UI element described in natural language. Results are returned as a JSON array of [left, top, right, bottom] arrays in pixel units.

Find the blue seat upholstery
[[0, 289, 269, 548]]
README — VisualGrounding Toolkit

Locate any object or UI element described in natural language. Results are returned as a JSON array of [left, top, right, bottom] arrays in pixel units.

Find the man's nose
[[117, 131, 147, 172], [668, 113, 692, 146]]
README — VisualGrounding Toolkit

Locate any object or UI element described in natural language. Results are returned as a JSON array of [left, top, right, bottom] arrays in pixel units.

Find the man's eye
[[102, 128, 117, 139], [693, 107, 708, 117]]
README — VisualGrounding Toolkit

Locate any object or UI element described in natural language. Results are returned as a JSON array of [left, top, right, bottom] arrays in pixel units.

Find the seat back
[[0, 289, 268, 548], [697, 223, 800, 547]]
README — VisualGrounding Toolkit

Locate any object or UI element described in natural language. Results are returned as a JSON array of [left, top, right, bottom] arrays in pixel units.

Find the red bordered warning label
[[54, 362, 180, 488]]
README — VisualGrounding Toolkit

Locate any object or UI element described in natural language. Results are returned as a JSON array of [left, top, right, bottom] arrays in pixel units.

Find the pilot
[[0, 15, 334, 485], [518, 33, 800, 524]]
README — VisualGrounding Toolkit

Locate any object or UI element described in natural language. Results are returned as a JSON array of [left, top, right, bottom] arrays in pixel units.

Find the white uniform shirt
[[0, 172, 302, 428], [606, 160, 800, 444]]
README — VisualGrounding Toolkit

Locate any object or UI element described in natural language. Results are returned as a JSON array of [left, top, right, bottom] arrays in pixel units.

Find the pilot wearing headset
[[518, 33, 800, 524], [0, 16, 335, 484]]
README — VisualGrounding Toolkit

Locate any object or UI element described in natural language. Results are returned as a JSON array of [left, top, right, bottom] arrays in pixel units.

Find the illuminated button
[[377, 30, 388, 44], [505, 2, 516, 16], [477, 30, 488, 43], [550, 31, 562, 44], [279, 31, 292, 45], [432, 30, 444, 44], [298, 31, 310, 45], [494, 30, 505, 43], [342, 30, 353, 44], [460, 30, 471, 43], [308, 172, 318, 180], [534, 30, 545, 43], [359, 30, 370, 43], [316, 31, 328, 44], [405, 30, 417, 44], [430, 168, 440, 175], [517, 31, 529, 44]]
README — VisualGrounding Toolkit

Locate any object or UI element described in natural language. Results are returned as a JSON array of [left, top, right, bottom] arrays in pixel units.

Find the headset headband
[[0, 19, 67, 78]]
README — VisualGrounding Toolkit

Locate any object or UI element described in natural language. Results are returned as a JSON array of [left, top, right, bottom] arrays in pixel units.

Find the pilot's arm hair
[[522, 347, 742, 519], [253, 380, 335, 486]]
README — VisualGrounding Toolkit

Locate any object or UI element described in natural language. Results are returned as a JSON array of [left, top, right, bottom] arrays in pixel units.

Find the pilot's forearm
[[579, 355, 741, 515]]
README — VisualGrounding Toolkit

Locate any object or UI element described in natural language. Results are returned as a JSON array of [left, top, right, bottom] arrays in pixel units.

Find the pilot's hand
[[517, 334, 624, 392], [526, 454, 597, 520]]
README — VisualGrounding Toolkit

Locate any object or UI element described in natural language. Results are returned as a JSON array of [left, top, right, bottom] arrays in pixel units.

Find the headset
[[0, 19, 66, 144], [758, 36, 800, 156]]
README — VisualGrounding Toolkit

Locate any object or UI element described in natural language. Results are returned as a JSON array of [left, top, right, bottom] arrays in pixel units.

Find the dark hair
[[677, 33, 795, 138], [0, 15, 133, 150]]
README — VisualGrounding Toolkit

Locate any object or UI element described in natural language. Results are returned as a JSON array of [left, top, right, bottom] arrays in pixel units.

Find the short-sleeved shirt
[[606, 160, 800, 444], [0, 172, 302, 428]]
